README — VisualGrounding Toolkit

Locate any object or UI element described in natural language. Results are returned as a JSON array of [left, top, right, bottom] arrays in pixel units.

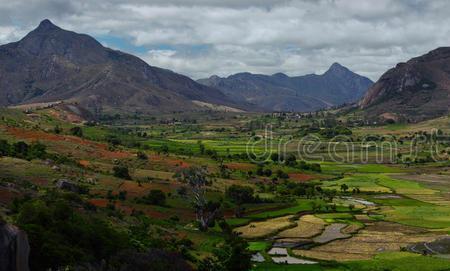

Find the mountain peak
[[326, 62, 349, 73], [36, 19, 59, 32], [272, 72, 288, 78]]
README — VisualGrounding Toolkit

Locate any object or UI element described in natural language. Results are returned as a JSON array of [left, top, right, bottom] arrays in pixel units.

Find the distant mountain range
[[198, 63, 373, 112], [0, 20, 246, 114], [360, 47, 450, 121], [2, 19, 448, 120]]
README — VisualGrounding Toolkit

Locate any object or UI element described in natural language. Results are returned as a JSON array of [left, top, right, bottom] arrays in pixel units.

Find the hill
[[0, 19, 245, 115], [360, 47, 450, 122], [198, 63, 373, 112]]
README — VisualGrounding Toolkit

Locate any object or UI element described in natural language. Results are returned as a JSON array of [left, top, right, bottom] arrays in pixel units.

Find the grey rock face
[[0, 222, 30, 271]]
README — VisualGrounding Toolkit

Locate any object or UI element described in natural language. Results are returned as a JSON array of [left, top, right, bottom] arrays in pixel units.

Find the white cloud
[[1, 0, 450, 80]]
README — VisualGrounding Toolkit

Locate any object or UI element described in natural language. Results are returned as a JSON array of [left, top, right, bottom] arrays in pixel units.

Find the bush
[[137, 151, 148, 160], [113, 166, 131, 180], [138, 190, 166, 206], [15, 197, 130, 271], [0, 140, 47, 160], [69, 126, 83, 137]]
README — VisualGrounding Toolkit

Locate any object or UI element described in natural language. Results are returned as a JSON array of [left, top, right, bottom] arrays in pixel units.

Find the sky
[[1, 0, 450, 81]]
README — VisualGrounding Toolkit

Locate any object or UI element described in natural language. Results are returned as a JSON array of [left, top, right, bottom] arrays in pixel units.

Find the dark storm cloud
[[0, 0, 449, 80]]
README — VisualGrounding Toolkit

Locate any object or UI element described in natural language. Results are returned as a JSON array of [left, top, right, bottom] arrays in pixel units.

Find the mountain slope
[[360, 47, 450, 121], [0, 19, 243, 114], [198, 63, 373, 112]]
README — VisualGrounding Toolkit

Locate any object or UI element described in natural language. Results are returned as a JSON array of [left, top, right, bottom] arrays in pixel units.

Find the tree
[[270, 152, 279, 163], [181, 166, 220, 231], [137, 151, 148, 160], [160, 144, 169, 154], [198, 221, 252, 271], [13, 141, 28, 158], [0, 140, 10, 156], [113, 166, 131, 180], [285, 154, 297, 167], [226, 185, 254, 218], [219, 163, 231, 178], [349, 204, 355, 212], [118, 190, 127, 201], [69, 126, 83, 137], [324, 189, 337, 202], [177, 186, 188, 197], [256, 165, 264, 176], [53, 125, 62, 134], [198, 140, 206, 155], [15, 195, 130, 271], [28, 142, 47, 160], [139, 190, 166, 206], [340, 183, 349, 193], [276, 169, 289, 180]]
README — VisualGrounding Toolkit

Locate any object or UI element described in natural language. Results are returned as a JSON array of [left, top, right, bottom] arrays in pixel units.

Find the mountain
[[197, 63, 373, 112], [0, 19, 244, 114], [360, 47, 450, 121]]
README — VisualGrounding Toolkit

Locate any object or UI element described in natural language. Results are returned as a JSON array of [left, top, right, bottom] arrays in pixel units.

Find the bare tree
[[181, 166, 220, 231]]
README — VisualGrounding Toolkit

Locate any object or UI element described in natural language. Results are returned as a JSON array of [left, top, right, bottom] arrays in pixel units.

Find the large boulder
[[56, 179, 81, 193], [0, 221, 30, 271]]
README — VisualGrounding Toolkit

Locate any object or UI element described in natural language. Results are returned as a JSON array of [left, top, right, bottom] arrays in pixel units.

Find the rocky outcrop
[[56, 179, 82, 193], [0, 221, 30, 271], [360, 47, 450, 121]]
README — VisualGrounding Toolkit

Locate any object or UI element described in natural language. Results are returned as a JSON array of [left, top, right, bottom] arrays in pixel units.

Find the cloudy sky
[[1, 0, 450, 80]]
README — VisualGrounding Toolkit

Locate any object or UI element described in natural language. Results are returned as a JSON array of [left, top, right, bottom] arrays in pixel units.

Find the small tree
[[340, 183, 349, 193], [160, 144, 169, 155], [349, 204, 355, 212], [118, 191, 127, 201], [226, 185, 254, 218], [181, 166, 220, 231], [53, 125, 62, 134], [0, 140, 10, 156], [70, 126, 83, 137], [113, 166, 131, 180], [12, 141, 29, 159], [137, 151, 148, 160], [141, 190, 166, 206], [285, 154, 297, 167], [177, 186, 188, 197], [263, 168, 272, 177], [198, 221, 252, 271], [276, 169, 289, 180], [198, 141, 205, 155]]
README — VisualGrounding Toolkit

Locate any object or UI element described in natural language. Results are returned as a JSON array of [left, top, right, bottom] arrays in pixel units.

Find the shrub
[[137, 151, 148, 160], [113, 166, 131, 180], [69, 126, 83, 137], [138, 190, 166, 206]]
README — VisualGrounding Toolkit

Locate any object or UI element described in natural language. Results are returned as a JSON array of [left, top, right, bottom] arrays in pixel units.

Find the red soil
[[0, 188, 20, 204], [89, 198, 109, 208], [30, 178, 49, 186], [225, 162, 255, 171], [78, 160, 90, 167], [143, 208, 169, 219], [288, 173, 315, 182], [4, 126, 132, 160], [118, 181, 176, 198]]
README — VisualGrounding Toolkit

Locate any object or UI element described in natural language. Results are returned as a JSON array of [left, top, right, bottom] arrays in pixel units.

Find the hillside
[[0, 20, 244, 114], [360, 47, 450, 122], [198, 63, 373, 112]]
